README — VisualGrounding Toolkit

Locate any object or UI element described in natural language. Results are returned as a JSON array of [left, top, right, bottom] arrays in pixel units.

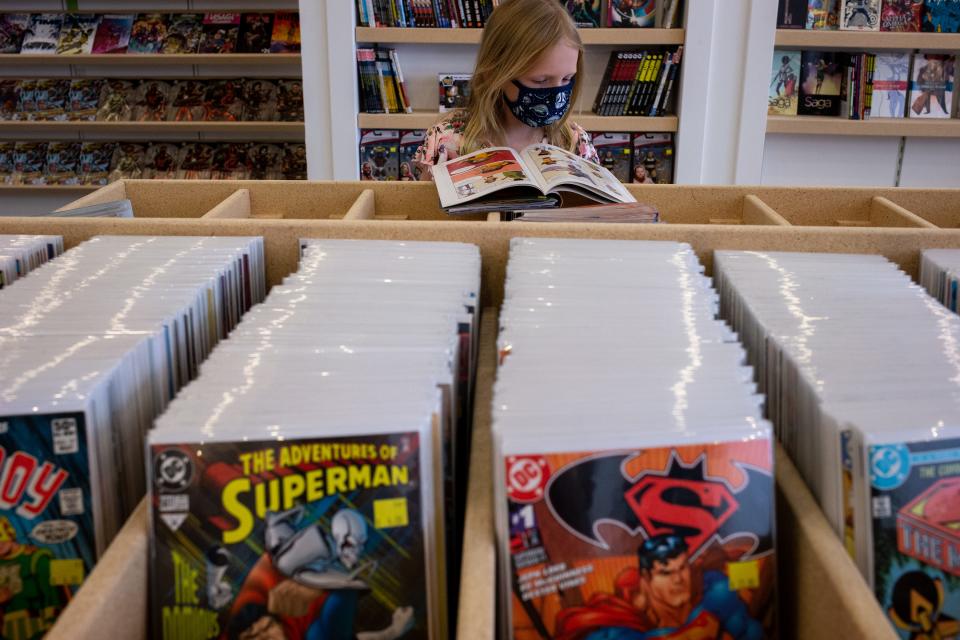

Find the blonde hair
[[459, 0, 583, 155]]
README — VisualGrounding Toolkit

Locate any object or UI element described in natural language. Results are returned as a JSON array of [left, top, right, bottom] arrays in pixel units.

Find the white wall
[[899, 139, 960, 187], [762, 135, 901, 186]]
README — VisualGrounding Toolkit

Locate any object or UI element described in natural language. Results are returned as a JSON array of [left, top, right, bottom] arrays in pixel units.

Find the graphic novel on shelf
[[20, 14, 63, 54], [778, 0, 810, 28], [270, 12, 301, 54], [238, 13, 275, 54], [923, 0, 960, 32], [769, 50, 802, 116], [128, 13, 168, 54], [133, 80, 171, 122], [591, 132, 632, 183], [807, 0, 841, 28], [57, 14, 100, 55], [161, 14, 203, 54], [360, 129, 400, 181], [91, 14, 134, 54], [198, 13, 240, 54], [566, 0, 603, 27], [840, 0, 882, 30], [872, 52, 911, 118], [608, 0, 657, 27], [909, 53, 956, 118], [439, 74, 472, 113], [799, 50, 846, 116], [881, 0, 923, 31], [399, 130, 426, 182], [0, 14, 30, 54], [632, 133, 674, 184]]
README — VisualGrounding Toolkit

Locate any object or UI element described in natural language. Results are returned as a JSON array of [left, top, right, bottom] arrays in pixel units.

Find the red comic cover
[[503, 440, 775, 639], [198, 13, 240, 54]]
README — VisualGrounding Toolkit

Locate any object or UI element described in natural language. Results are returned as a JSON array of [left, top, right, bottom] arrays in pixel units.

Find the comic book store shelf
[[354, 26, 686, 46], [357, 111, 680, 132], [0, 184, 99, 191], [10, 53, 303, 68], [0, 121, 305, 138], [773, 29, 960, 51], [766, 115, 960, 138]]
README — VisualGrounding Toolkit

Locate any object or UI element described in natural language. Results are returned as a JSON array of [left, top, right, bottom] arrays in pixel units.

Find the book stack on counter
[[357, 47, 413, 114], [921, 248, 960, 313], [0, 236, 264, 633], [769, 49, 956, 119], [0, 234, 63, 288], [492, 238, 776, 639], [148, 239, 480, 640], [714, 250, 960, 636], [593, 47, 683, 117]]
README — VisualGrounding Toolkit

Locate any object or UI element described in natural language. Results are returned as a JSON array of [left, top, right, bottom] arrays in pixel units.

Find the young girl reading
[[413, 0, 599, 180]]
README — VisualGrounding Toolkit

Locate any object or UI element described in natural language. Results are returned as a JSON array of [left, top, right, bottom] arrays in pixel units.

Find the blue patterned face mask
[[505, 78, 575, 128]]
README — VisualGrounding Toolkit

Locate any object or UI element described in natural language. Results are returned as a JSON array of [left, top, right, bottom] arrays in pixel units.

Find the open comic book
[[433, 143, 636, 214]]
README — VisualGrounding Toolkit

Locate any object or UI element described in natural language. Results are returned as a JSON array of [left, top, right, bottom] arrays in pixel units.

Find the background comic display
[[870, 437, 960, 639], [0, 413, 95, 639], [150, 432, 429, 640], [505, 440, 775, 640]]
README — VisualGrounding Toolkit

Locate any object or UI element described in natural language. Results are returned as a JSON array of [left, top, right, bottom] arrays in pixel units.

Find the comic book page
[[433, 147, 540, 208], [522, 143, 634, 203], [148, 433, 431, 640], [503, 440, 776, 639], [56, 14, 99, 55]]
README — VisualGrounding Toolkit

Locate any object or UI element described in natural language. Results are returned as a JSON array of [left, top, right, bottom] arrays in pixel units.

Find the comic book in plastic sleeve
[[198, 13, 240, 54], [866, 436, 960, 639], [769, 50, 801, 116], [162, 14, 203, 54], [591, 132, 632, 183], [399, 130, 426, 181], [807, 0, 841, 28], [201, 80, 244, 122], [168, 80, 206, 122], [148, 433, 432, 640], [13, 142, 46, 184], [501, 440, 776, 640], [360, 129, 400, 181], [145, 142, 182, 180], [565, 0, 602, 27], [210, 143, 250, 180], [270, 12, 301, 53], [0, 14, 31, 54], [880, 0, 922, 31], [15, 80, 36, 121], [68, 79, 103, 121], [45, 142, 82, 185], [91, 14, 134, 54], [0, 142, 14, 184], [245, 143, 282, 180], [238, 13, 275, 54], [241, 79, 278, 121], [923, 0, 960, 32], [79, 141, 117, 185], [177, 143, 213, 180], [281, 143, 308, 180], [631, 133, 674, 184], [128, 13, 168, 54], [0, 412, 98, 633], [133, 80, 171, 122], [96, 80, 134, 122], [275, 80, 304, 122], [0, 80, 20, 120], [56, 14, 99, 55], [33, 79, 70, 122], [109, 142, 148, 181], [20, 14, 62, 54]]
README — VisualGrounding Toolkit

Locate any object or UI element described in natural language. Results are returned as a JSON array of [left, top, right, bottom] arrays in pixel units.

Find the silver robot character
[[206, 546, 233, 610], [264, 507, 415, 640]]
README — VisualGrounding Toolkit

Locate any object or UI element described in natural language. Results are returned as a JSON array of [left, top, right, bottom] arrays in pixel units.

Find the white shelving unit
[[303, 1, 732, 184]]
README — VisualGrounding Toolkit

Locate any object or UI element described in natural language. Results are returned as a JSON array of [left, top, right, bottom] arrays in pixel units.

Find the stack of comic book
[[714, 250, 960, 636], [0, 235, 264, 633], [148, 239, 480, 640], [492, 238, 776, 639], [920, 248, 960, 313], [0, 234, 62, 288]]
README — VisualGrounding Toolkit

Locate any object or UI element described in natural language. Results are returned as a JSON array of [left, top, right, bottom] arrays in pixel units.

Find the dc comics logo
[[154, 449, 194, 492], [506, 456, 550, 503], [871, 444, 911, 491]]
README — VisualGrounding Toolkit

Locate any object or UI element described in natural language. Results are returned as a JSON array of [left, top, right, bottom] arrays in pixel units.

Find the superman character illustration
[[504, 441, 775, 639]]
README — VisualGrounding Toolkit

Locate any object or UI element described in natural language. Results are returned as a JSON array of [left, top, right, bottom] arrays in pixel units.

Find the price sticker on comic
[[50, 559, 85, 586], [727, 559, 760, 590], [374, 498, 409, 529]]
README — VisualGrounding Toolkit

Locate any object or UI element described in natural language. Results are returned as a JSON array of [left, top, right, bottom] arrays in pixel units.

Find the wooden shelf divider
[[355, 26, 685, 45], [766, 115, 960, 137], [774, 29, 960, 51], [358, 110, 678, 132]]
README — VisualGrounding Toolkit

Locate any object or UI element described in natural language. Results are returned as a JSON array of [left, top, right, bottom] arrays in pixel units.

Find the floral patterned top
[[412, 111, 600, 180]]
